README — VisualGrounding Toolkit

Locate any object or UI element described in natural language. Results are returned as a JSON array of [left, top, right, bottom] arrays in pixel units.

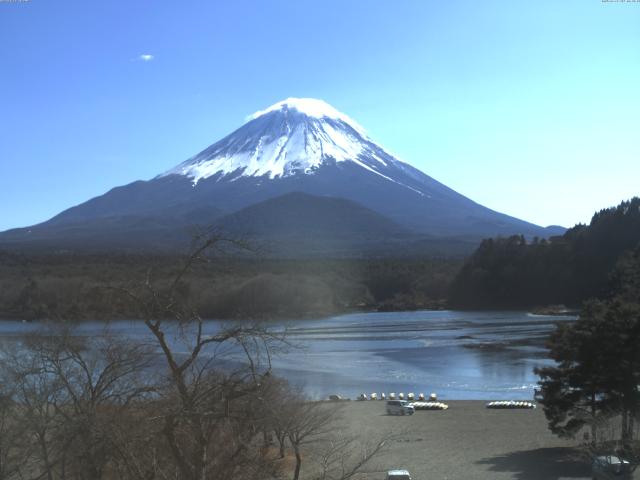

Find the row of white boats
[[344, 393, 536, 410], [410, 401, 449, 410], [357, 392, 438, 402], [485, 400, 537, 409]]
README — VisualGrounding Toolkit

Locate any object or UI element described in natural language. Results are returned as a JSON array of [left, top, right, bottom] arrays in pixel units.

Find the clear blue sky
[[1, 0, 638, 231]]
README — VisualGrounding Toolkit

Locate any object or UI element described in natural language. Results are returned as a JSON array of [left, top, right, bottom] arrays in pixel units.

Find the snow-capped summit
[[162, 98, 414, 188], [247, 97, 366, 133]]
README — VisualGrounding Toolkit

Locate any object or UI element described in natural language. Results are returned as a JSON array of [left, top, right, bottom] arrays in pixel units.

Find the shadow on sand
[[476, 447, 591, 480]]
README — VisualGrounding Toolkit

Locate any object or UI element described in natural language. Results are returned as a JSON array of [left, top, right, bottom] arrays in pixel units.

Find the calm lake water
[[0, 310, 575, 400]]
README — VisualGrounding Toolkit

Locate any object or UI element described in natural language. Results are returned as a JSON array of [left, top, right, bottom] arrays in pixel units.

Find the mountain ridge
[[0, 98, 565, 254]]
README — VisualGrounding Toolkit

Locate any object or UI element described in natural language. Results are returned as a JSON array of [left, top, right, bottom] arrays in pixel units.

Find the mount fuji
[[0, 98, 563, 254]]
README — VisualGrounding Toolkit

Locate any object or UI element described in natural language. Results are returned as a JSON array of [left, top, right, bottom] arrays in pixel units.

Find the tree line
[[0, 252, 460, 321], [450, 197, 640, 309]]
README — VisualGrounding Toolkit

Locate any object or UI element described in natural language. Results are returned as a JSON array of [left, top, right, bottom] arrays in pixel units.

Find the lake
[[0, 310, 575, 400]]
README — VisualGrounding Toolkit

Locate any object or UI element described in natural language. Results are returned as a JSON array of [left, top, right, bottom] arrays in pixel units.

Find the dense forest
[[450, 197, 640, 309], [0, 251, 461, 321]]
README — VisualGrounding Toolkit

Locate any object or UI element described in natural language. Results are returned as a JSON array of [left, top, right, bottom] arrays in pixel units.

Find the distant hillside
[[213, 191, 419, 256], [0, 191, 482, 258], [449, 197, 640, 308], [217, 192, 409, 237], [0, 203, 226, 253]]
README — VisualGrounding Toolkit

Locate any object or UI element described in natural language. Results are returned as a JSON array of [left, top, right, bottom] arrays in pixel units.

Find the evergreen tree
[[535, 300, 614, 443], [450, 197, 640, 308], [535, 246, 640, 447]]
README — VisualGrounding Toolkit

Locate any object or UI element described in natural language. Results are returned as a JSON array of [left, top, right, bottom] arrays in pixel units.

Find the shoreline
[[0, 305, 580, 323]]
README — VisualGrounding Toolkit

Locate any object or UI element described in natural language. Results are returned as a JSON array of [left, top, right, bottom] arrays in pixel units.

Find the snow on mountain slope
[[161, 98, 420, 192]]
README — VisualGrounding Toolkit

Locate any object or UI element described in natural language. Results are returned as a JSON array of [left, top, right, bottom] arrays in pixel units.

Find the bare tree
[[286, 399, 340, 480], [119, 232, 287, 480], [0, 328, 156, 480], [30, 332, 155, 479], [260, 377, 294, 459], [0, 338, 66, 480], [267, 390, 396, 480], [309, 432, 395, 480], [0, 383, 29, 480]]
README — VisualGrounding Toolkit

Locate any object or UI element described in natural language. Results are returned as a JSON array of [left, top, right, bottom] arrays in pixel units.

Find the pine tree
[[535, 246, 640, 448]]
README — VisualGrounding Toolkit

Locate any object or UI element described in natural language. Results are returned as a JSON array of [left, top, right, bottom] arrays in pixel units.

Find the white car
[[592, 455, 635, 479], [387, 469, 412, 480], [386, 400, 415, 415]]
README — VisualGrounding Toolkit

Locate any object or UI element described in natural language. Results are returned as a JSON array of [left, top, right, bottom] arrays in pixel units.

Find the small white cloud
[[139, 54, 154, 62]]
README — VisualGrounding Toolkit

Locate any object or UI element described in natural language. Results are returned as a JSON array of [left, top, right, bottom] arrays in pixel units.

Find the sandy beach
[[308, 400, 594, 480]]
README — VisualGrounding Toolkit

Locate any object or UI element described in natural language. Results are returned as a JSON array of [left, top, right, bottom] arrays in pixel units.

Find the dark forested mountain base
[[450, 198, 640, 309], [0, 252, 461, 321]]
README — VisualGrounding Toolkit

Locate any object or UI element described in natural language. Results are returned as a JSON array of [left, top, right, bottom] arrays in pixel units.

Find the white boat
[[486, 400, 536, 409], [411, 401, 449, 411]]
